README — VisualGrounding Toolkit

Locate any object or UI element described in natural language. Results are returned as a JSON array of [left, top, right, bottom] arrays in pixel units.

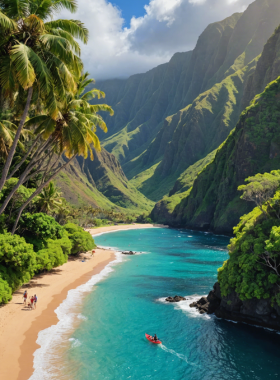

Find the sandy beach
[[0, 223, 158, 380], [86, 223, 159, 236]]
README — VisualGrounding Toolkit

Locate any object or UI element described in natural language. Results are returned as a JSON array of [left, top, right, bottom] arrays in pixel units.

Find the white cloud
[[144, 0, 184, 25], [58, 0, 255, 80]]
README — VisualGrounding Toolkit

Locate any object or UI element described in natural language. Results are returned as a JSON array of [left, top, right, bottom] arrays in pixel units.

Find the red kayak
[[145, 333, 162, 344]]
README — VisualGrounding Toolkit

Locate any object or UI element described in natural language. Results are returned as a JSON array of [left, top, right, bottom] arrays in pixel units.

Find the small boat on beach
[[145, 333, 162, 344]]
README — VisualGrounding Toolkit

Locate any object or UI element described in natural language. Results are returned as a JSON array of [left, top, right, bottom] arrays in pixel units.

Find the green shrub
[[19, 213, 63, 251], [0, 233, 37, 291], [0, 276, 12, 304], [93, 218, 102, 227], [37, 241, 68, 271], [218, 190, 280, 305], [64, 223, 96, 255]]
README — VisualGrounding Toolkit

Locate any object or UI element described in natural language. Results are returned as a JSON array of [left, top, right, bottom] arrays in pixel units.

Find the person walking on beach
[[34, 294, 38, 309], [23, 290, 28, 305], [30, 296, 34, 310]]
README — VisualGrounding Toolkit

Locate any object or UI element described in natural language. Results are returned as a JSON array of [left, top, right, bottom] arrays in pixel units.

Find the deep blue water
[[63, 228, 280, 379]]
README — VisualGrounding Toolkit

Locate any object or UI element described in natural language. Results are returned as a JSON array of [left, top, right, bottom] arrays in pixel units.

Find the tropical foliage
[[64, 222, 95, 255], [0, 0, 115, 304], [218, 171, 280, 306]]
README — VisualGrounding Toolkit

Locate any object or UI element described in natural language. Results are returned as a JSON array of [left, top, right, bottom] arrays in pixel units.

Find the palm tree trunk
[[7, 133, 42, 180], [12, 155, 76, 234], [0, 87, 33, 192], [0, 139, 55, 216]]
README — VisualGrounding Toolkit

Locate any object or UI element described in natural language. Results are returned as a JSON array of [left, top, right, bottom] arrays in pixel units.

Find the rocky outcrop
[[122, 251, 135, 255], [196, 283, 280, 331], [165, 295, 186, 303]]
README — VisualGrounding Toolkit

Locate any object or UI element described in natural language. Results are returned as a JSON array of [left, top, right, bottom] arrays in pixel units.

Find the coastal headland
[[0, 224, 158, 380]]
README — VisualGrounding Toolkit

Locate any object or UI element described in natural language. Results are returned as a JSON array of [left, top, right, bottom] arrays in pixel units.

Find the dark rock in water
[[122, 251, 135, 255], [165, 295, 186, 303], [190, 282, 280, 331]]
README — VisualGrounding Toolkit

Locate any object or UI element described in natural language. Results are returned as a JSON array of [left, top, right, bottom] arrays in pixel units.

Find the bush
[[136, 214, 153, 224], [0, 232, 37, 292], [0, 276, 12, 304], [37, 242, 68, 271], [64, 223, 96, 255], [93, 218, 102, 227], [19, 213, 63, 251], [218, 190, 280, 305]]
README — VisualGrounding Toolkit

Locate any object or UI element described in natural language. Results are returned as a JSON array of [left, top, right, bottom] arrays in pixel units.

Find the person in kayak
[[153, 334, 158, 341]]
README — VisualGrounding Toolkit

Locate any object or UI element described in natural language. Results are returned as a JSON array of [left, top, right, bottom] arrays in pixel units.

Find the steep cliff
[[161, 75, 280, 233], [152, 23, 280, 227], [135, 57, 258, 201], [98, 12, 243, 165], [98, 0, 280, 189], [56, 148, 154, 212], [194, 186, 280, 331], [150, 150, 216, 224]]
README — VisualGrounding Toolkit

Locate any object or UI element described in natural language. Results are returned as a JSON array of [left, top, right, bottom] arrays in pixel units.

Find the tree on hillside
[[238, 171, 280, 214], [0, 0, 88, 192]]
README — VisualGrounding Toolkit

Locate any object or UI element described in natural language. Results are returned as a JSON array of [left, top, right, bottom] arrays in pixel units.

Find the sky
[[59, 0, 255, 80]]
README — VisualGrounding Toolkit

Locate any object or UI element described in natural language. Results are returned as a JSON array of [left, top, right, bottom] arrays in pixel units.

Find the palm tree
[[0, 109, 31, 159], [37, 181, 63, 214], [10, 74, 114, 233], [0, 0, 88, 192]]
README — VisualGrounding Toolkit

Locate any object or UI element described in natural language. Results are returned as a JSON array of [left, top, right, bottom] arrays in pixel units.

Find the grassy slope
[[56, 166, 118, 210], [56, 156, 154, 213]]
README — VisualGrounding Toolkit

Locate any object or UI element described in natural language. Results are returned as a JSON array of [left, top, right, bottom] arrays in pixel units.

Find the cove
[[62, 228, 280, 380]]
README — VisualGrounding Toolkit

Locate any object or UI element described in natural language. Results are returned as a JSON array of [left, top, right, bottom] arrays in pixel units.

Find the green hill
[[56, 148, 154, 213]]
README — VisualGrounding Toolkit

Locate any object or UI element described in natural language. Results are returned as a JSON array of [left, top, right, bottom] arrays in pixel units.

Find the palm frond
[[44, 88, 61, 120], [51, 0, 77, 13], [0, 0, 29, 19], [40, 34, 83, 76], [45, 19, 88, 44], [88, 104, 114, 116], [28, 49, 51, 95], [0, 55, 17, 92], [24, 115, 49, 128], [30, 0, 53, 19], [10, 43, 36, 90], [25, 114, 56, 137], [46, 28, 81, 55], [0, 10, 16, 31], [81, 88, 105, 101]]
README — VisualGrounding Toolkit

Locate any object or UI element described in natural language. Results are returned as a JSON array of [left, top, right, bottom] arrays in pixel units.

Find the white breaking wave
[[157, 295, 211, 320], [77, 314, 87, 321], [69, 338, 82, 348], [29, 251, 124, 380]]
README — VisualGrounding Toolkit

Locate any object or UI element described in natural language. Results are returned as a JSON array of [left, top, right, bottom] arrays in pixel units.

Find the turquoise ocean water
[[61, 228, 280, 380]]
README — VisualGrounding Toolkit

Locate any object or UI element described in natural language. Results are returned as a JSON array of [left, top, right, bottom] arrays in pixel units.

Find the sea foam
[[157, 295, 211, 320], [29, 251, 123, 380]]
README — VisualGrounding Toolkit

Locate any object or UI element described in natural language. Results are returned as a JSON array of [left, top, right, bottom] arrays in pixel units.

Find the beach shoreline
[[0, 223, 160, 380]]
